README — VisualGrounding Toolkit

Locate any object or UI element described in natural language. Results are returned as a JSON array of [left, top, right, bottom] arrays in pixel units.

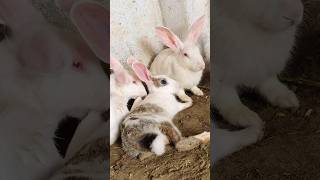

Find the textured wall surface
[[111, 0, 210, 66], [110, 0, 164, 66]]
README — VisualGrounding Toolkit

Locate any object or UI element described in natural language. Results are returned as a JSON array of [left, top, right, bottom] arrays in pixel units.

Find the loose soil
[[110, 89, 210, 180]]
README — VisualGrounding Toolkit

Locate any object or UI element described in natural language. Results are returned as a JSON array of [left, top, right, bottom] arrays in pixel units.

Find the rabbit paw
[[191, 86, 204, 96], [241, 123, 264, 147], [177, 89, 192, 102], [267, 89, 299, 108], [223, 105, 263, 128], [259, 78, 299, 108]]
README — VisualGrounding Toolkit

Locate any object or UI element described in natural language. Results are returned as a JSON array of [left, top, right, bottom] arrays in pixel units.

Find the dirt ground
[[110, 89, 210, 180], [213, 0, 320, 179]]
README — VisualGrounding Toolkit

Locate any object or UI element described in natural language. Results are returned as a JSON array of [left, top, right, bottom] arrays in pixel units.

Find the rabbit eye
[[72, 61, 83, 70], [160, 79, 168, 86], [183, 53, 188, 57], [133, 80, 137, 84]]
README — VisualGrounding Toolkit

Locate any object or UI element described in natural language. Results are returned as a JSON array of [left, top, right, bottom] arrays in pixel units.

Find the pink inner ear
[[186, 15, 206, 44], [131, 62, 151, 82], [71, 1, 108, 62], [115, 71, 130, 85], [110, 56, 123, 72], [155, 27, 183, 51]]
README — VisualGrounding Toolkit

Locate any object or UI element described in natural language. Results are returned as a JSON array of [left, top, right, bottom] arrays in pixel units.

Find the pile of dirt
[[110, 89, 210, 180]]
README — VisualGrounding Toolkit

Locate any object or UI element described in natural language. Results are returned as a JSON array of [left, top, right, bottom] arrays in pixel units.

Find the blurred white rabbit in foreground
[[0, 0, 108, 179], [212, 0, 303, 161]]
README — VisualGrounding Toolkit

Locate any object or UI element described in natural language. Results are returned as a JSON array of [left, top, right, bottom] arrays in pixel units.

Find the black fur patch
[[127, 98, 135, 111], [100, 61, 110, 76], [139, 133, 157, 149], [101, 109, 109, 122], [142, 81, 149, 94], [54, 116, 81, 158], [0, 24, 11, 41], [174, 94, 188, 103]]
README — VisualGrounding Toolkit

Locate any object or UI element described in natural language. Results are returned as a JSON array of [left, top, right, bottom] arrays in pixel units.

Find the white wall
[[110, 0, 164, 66], [111, 0, 210, 66]]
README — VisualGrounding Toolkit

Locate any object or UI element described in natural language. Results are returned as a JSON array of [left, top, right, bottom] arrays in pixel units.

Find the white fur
[[151, 48, 203, 90], [110, 73, 147, 145], [122, 62, 191, 156], [150, 16, 206, 96], [150, 132, 168, 156], [212, 0, 303, 161], [0, 1, 108, 179], [159, 0, 210, 61]]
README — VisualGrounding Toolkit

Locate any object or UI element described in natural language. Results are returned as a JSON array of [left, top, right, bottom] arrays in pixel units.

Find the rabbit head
[[0, 0, 109, 116], [110, 56, 146, 99], [216, 0, 304, 32], [155, 15, 206, 72], [130, 61, 181, 95]]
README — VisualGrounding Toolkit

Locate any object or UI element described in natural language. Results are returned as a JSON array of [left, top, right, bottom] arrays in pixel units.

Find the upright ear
[[131, 62, 151, 82], [155, 26, 183, 52], [186, 15, 206, 44], [110, 56, 131, 84], [70, 1, 108, 63], [110, 56, 123, 72]]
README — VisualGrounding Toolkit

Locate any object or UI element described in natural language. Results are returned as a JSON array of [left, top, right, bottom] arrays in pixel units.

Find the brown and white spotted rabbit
[[121, 60, 193, 158]]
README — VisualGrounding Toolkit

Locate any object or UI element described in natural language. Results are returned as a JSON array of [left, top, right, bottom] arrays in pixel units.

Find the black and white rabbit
[[121, 60, 193, 157]]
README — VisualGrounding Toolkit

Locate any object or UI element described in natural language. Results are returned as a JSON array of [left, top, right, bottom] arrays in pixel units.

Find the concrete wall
[[110, 0, 164, 66], [111, 0, 210, 66]]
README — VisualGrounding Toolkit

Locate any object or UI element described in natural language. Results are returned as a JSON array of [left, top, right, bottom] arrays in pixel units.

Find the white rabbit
[[150, 15, 206, 98], [212, 0, 303, 129], [0, 0, 108, 179], [109, 56, 147, 145], [121, 61, 192, 157], [49, 2, 110, 179], [55, 0, 110, 159]]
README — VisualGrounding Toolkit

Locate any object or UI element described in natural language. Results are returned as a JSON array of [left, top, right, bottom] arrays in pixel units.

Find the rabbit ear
[[110, 56, 124, 72], [186, 15, 206, 44], [70, 1, 108, 62], [114, 71, 131, 85], [55, 0, 77, 13], [155, 26, 183, 51], [110, 57, 132, 84], [131, 62, 151, 82], [126, 56, 140, 67]]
